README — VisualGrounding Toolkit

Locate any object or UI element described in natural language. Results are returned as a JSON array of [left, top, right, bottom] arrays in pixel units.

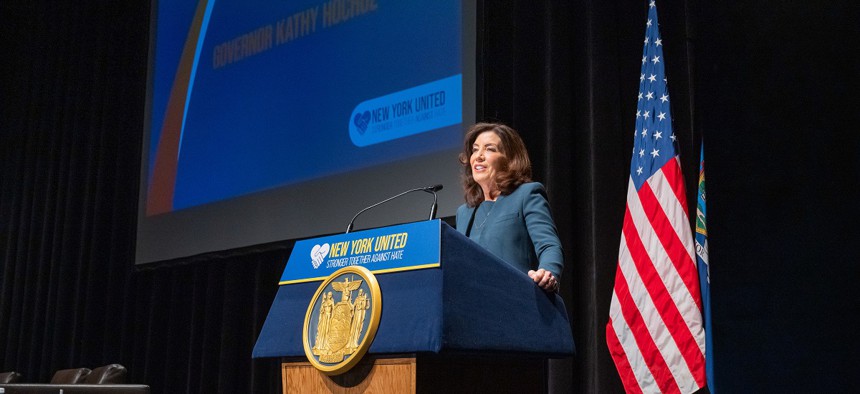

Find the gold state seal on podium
[[302, 265, 382, 375]]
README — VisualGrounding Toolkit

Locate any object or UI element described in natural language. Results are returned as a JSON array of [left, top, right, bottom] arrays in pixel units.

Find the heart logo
[[353, 111, 371, 134], [310, 243, 330, 269]]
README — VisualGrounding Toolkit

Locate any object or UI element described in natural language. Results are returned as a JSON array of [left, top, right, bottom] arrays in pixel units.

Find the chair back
[[50, 367, 91, 384], [0, 371, 22, 383], [84, 364, 128, 384]]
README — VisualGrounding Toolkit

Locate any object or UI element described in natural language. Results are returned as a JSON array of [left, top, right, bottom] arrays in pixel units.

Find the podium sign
[[280, 220, 441, 285]]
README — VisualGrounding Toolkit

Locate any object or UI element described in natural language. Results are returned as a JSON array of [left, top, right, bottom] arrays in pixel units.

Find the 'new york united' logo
[[310, 243, 330, 269]]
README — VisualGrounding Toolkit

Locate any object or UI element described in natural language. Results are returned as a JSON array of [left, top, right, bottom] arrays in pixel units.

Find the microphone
[[426, 184, 442, 221], [346, 184, 444, 233]]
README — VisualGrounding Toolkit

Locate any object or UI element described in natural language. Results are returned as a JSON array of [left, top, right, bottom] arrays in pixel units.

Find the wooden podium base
[[281, 354, 547, 393]]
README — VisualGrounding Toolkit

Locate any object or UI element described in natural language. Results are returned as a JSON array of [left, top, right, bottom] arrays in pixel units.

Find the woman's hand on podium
[[528, 268, 559, 293]]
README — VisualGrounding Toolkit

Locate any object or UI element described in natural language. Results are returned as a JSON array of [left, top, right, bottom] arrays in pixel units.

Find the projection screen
[[137, 0, 475, 264]]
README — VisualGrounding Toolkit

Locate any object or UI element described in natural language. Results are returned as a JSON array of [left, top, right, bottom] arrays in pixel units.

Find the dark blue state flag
[[695, 143, 714, 392]]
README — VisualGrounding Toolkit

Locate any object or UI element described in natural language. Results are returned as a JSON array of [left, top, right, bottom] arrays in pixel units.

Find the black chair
[[50, 368, 91, 384], [83, 364, 127, 384], [0, 371, 22, 383]]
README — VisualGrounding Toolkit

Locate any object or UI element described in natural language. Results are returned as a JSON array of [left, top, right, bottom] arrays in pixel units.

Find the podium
[[254, 220, 574, 393]]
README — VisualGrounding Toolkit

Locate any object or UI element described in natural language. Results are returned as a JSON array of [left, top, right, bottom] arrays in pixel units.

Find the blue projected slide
[[146, 0, 463, 215], [138, 0, 472, 265]]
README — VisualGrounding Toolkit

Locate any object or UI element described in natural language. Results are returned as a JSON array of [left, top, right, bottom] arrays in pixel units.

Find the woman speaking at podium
[[455, 122, 564, 293]]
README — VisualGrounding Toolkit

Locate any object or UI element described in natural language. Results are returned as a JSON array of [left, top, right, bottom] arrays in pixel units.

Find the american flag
[[606, 2, 707, 393]]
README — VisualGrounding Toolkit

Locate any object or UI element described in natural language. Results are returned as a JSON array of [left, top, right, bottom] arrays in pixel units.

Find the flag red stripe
[[612, 254, 681, 394], [606, 316, 645, 394], [639, 175, 703, 312], [661, 158, 688, 213], [623, 200, 707, 389]]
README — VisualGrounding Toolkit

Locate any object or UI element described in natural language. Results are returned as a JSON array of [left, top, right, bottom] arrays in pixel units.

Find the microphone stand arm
[[346, 187, 423, 233]]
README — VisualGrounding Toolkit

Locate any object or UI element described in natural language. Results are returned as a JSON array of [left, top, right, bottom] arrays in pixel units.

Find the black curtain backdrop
[[2, 1, 858, 393]]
